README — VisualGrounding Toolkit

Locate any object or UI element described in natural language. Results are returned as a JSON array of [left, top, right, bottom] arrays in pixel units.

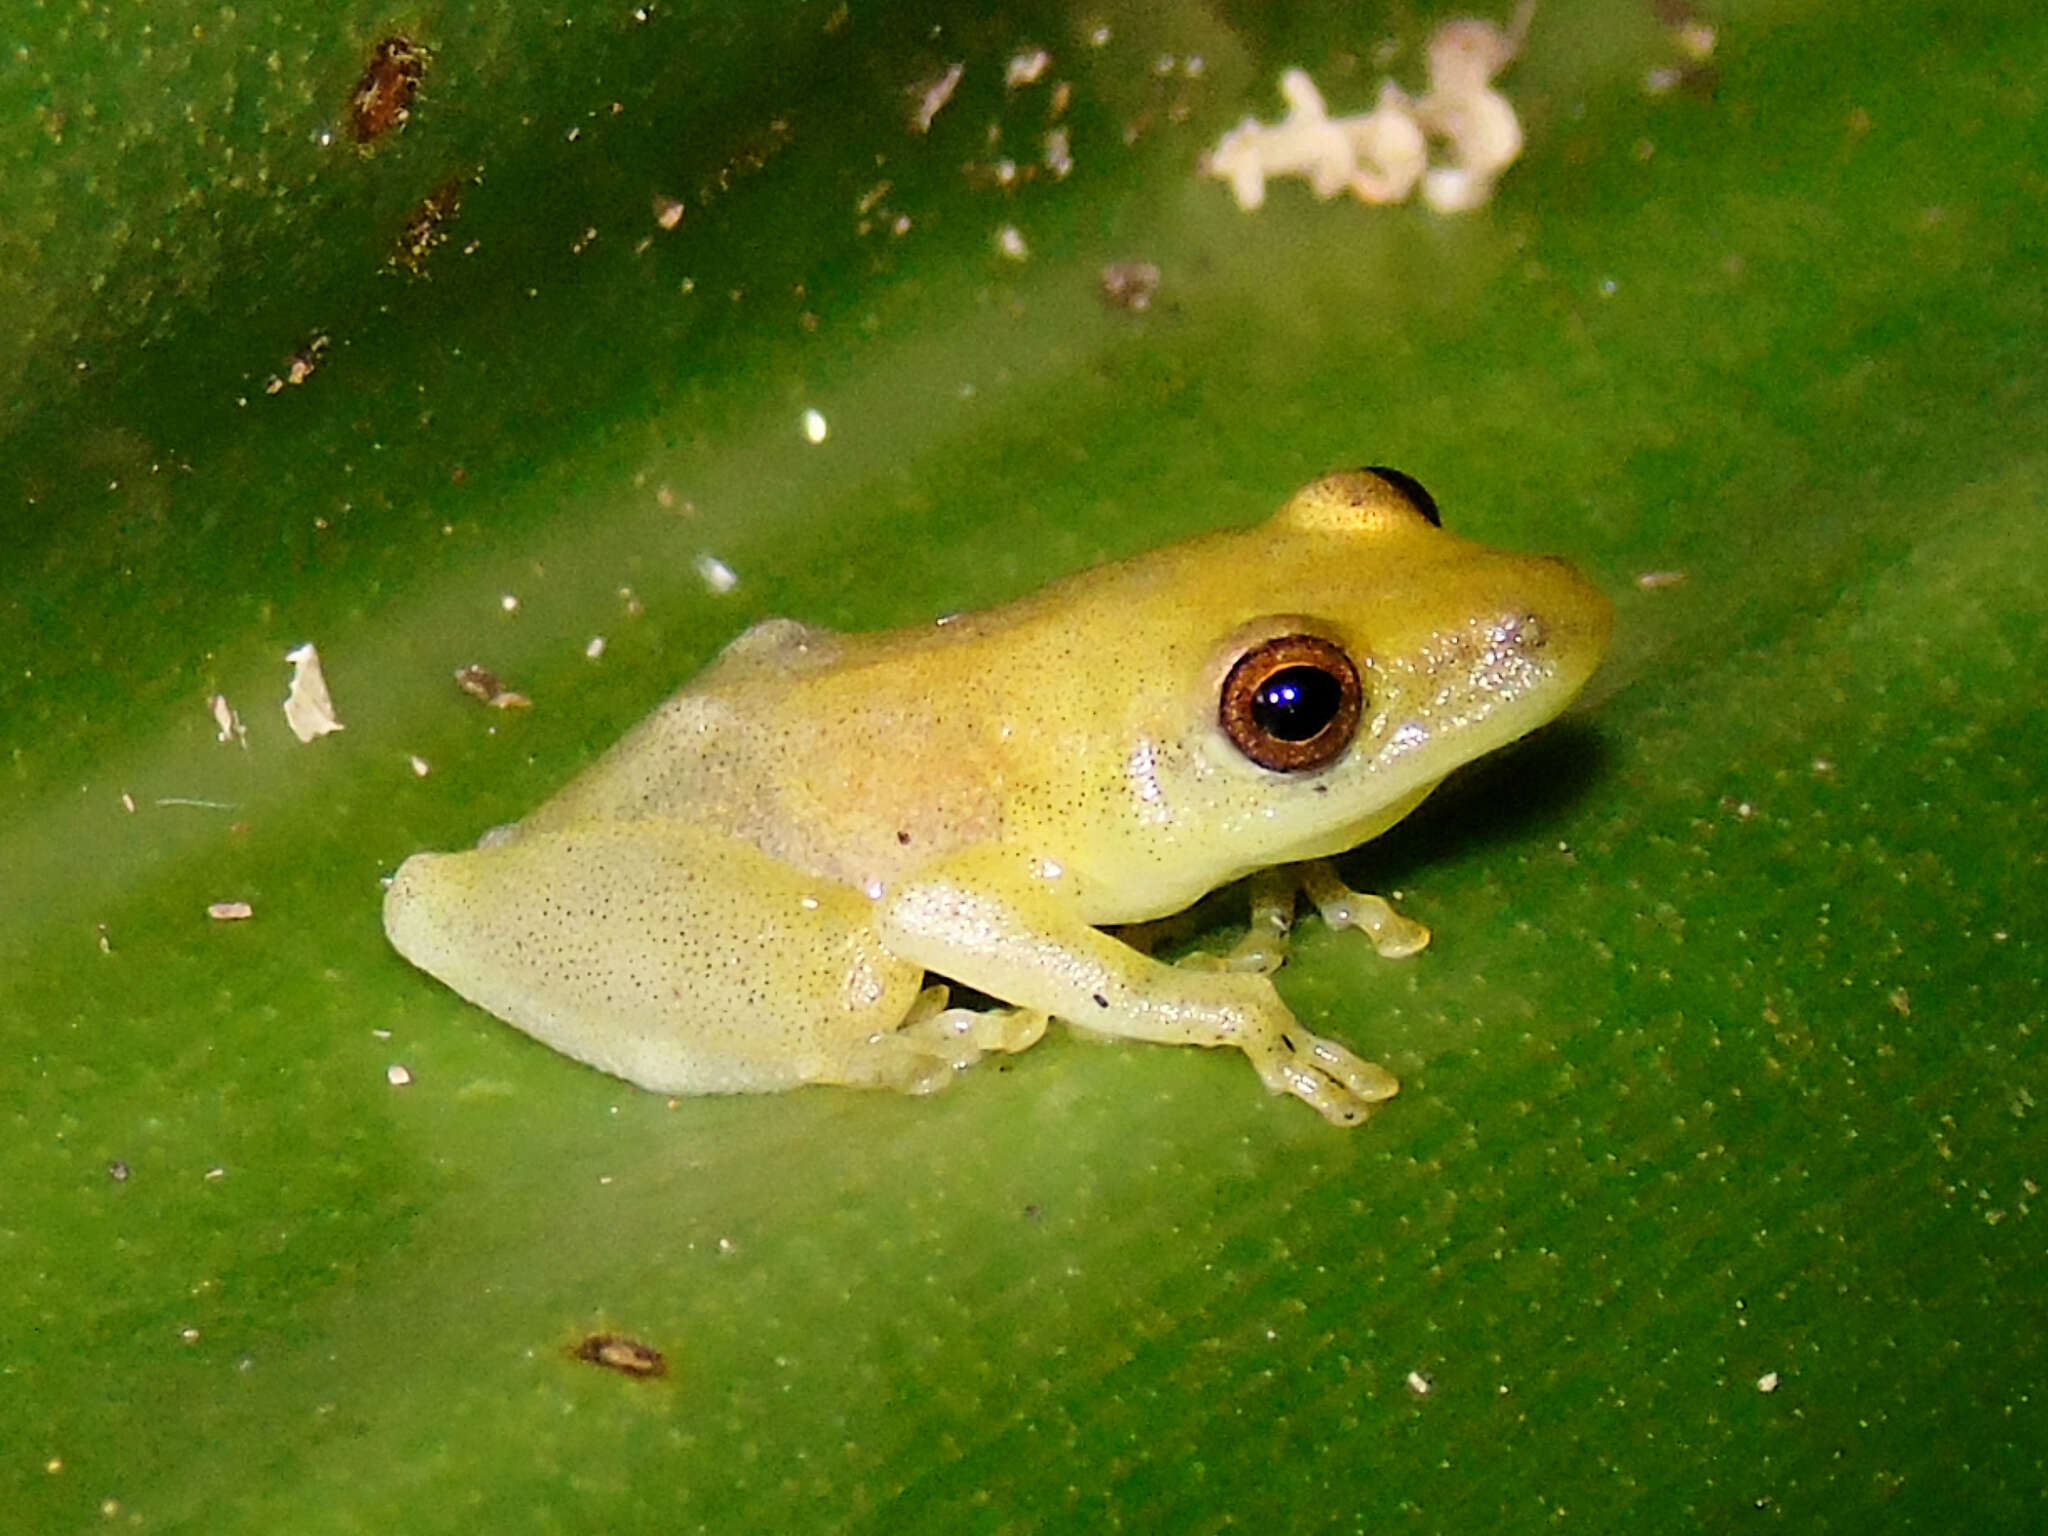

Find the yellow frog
[[383, 468, 1610, 1124]]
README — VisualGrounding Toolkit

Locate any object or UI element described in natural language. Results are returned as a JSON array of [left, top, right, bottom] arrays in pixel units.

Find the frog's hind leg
[[384, 820, 956, 1097]]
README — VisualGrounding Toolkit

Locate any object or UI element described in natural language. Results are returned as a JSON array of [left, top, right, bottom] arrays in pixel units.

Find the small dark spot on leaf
[[1092, 992, 1109, 1008]]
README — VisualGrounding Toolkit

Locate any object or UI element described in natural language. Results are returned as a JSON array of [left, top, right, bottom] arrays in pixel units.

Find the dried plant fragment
[[571, 1334, 668, 1379], [283, 643, 346, 741]]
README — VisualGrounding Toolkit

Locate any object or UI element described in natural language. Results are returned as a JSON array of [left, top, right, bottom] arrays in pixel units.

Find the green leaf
[[5, 1, 2043, 1530]]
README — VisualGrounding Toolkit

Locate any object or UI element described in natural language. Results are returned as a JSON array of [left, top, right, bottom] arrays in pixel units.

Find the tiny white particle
[[208, 901, 254, 922], [408, 754, 431, 777], [387, 1064, 413, 1087], [1757, 1371, 1780, 1393], [861, 878, 885, 901], [1005, 48, 1050, 88], [802, 407, 829, 443], [995, 224, 1030, 261], [500, 592, 520, 613], [1038, 858, 1064, 880], [694, 553, 739, 593], [1406, 1370, 1433, 1395], [585, 635, 606, 659]]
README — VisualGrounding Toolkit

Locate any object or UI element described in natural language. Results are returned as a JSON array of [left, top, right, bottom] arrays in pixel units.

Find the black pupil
[[1251, 666, 1342, 741]]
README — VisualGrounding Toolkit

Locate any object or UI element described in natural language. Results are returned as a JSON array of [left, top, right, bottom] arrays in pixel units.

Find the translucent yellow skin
[[384, 470, 1611, 1124]]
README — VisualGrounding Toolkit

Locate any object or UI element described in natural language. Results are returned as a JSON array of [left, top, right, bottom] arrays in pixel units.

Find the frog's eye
[[1361, 466, 1442, 528], [1219, 634, 1364, 773]]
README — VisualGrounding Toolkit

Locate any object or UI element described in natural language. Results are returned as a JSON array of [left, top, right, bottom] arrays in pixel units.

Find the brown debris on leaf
[[570, 1334, 668, 1379], [350, 36, 431, 144], [454, 664, 531, 710], [391, 179, 467, 276]]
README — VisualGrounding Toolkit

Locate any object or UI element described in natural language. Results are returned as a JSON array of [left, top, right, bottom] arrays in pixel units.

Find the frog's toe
[[1251, 1028, 1400, 1125]]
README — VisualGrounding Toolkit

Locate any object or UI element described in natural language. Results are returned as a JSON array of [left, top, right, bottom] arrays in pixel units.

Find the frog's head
[[1085, 466, 1612, 914]]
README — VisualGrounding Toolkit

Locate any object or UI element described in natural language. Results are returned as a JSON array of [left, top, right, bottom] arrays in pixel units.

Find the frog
[[382, 467, 1611, 1125]]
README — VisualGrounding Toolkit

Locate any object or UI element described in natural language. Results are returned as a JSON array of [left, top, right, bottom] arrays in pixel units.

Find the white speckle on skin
[[802, 407, 829, 443]]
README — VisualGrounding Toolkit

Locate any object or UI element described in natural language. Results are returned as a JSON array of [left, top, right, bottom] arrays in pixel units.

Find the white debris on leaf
[[208, 901, 254, 922], [802, 407, 829, 444], [1202, 2, 1533, 215], [387, 1063, 414, 1087], [694, 553, 739, 594], [911, 61, 963, 133], [209, 693, 247, 748], [1006, 48, 1050, 89], [995, 224, 1030, 261], [408, 753, 432, 776], [282, 643, 345, 742]]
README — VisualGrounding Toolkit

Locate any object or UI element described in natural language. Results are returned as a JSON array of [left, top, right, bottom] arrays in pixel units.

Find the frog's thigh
[[384, 822, 928, 1095]]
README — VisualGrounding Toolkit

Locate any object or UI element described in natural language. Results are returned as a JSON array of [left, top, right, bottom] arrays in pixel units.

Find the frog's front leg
[[876, 852, 1399, 1125], [1175, 861, 1430, 974]]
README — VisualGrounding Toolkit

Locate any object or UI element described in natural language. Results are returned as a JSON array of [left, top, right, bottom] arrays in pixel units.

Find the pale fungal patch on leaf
[[283, 643, 345, 741]]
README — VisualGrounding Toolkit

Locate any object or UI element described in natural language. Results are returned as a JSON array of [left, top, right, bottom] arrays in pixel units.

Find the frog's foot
[[1242, 1025, 1401, 1126], [1300, 861, 1430, 959], [861, 986, 1051, 1094], [1176, 868, 1296, 975]]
